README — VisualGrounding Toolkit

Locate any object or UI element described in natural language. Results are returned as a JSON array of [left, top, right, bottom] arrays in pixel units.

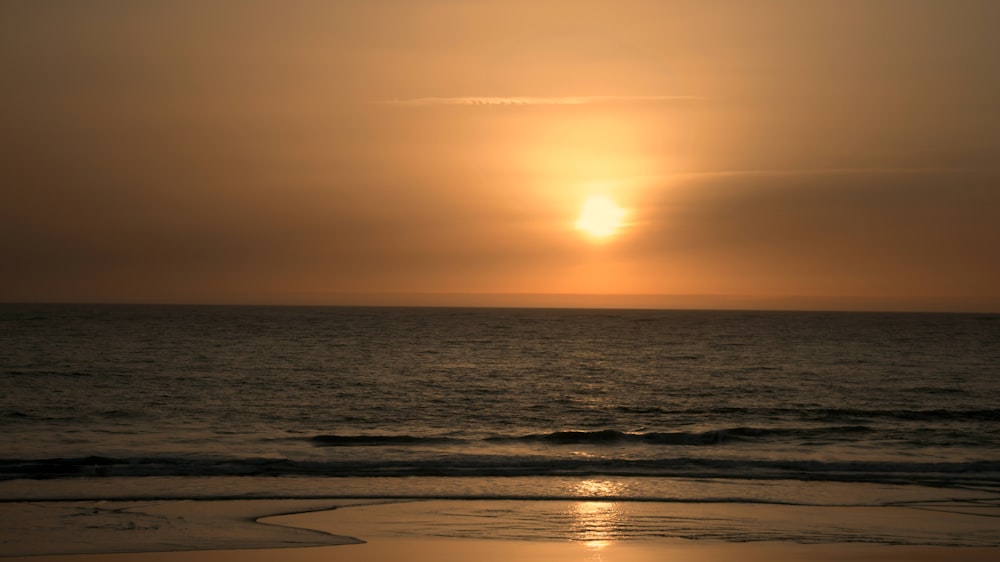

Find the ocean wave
[[634, 407, 1000, 422], [3, 455, 998, 487], [3, 366, 104, 378], [310, 435, 461, 446], [804, 408, 1000, 422], [309, 427, 874, 448], [512, 427, 876, 445]]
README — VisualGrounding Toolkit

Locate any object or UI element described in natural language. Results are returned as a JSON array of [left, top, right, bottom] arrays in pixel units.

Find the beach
[[3, 498, 998, 561]]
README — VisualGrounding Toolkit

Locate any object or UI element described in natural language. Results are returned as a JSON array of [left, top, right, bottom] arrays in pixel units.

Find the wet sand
[[9, 541, 1000, 562], [1, 499, 997, 561]]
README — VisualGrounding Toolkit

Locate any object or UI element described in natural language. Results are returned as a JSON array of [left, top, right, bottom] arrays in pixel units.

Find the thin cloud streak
[[670, 166, 986, 179], [376, 95, 701, 107]]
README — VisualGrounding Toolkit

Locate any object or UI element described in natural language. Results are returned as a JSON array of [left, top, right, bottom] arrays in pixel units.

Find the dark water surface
[[2, 304, 999, 544]]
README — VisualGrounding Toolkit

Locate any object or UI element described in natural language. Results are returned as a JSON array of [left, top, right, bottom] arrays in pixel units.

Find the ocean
[[2, 304, 999, 545]]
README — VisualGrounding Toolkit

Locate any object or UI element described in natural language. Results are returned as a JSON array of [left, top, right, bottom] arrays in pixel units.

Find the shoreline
[[8, 543, 1000, 562], [2, 498, 998, 561], [0, 499, 367, 558]]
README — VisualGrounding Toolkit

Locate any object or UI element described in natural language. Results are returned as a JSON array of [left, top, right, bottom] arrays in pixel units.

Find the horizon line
[[3, 292, 998, 315], [374, 95, 703, 107]]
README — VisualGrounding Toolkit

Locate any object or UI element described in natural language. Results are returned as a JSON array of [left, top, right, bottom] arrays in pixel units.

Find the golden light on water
[[573, 479, 626, 497], [569, 480, 629, 550]]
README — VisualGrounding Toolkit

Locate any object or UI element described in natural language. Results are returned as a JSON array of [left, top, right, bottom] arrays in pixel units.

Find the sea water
[[2, 304, 999, 544]]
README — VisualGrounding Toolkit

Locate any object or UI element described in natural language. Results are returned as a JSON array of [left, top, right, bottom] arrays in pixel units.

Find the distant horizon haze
[[3, 292, 998, 314]]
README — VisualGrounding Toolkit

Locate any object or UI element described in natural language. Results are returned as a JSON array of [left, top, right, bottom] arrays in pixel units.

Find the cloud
[[671, 166, 979, 180], [376, 95, 699, 107], [630, 168, 1000, 299]]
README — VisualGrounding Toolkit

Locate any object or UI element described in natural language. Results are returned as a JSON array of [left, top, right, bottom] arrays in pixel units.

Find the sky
[[2, 0, 999, 311]]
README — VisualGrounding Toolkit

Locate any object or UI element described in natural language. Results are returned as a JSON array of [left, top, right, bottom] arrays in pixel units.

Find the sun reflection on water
[[570, 480, 630, 551]]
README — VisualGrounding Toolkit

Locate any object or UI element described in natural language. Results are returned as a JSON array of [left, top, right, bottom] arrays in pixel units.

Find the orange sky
[[2, 0, 999, 311]]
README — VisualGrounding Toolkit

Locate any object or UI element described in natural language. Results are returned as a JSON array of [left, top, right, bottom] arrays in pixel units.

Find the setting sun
[[575, 195, 627, 239]]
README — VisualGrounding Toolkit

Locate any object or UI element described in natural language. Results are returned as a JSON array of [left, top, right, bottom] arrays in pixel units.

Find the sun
[[575, 195, 626, 239]]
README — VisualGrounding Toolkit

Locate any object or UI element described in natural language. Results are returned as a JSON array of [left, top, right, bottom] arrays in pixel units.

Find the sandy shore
[[0, 500, 369, 557], [2, 499, 997, 561], [7, 539, 1000, 562]]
